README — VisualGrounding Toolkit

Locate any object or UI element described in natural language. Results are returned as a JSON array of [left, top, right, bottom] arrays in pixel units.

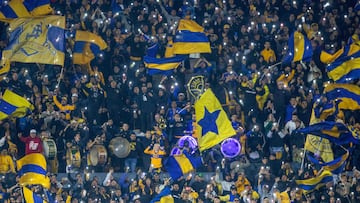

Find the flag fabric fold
[[195, 89, 236, 152], [282, 31, 313, 64], [313, 100, 340, 121], [150, 186, 173, 203], [164, 153, 202, 180], [17, 153, 50, 189], [295, 170, 333, 193], [0, 0, 53, 22], [296, 121, 359, 145], [0, 89, 34, 121], [1, 16, 65, 67], [324, 83, 360, 111], [304, 106, 334, 163], [73, 30, 107, 65], [321, 43, 360, 83], [307, 150, 349, 174], [173, 19, 211, 54]]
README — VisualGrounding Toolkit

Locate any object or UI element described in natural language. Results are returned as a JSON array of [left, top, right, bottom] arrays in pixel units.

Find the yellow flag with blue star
[[195, 89, 236, 152]]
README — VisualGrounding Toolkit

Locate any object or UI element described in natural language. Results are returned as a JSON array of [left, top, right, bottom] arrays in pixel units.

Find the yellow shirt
[[235, 177, 250, 194], [276, 69, 296, 87], [144, 147, 166, 169], [53, 96, 75, 120], [0, 154, 15, 174], [260, 48, 276, 63]]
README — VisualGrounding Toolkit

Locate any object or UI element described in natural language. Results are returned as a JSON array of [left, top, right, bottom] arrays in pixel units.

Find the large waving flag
[[73, 30, 107, 65], [17, 153, 50, 189], [1, 16, 65, 67], [23, 186, 47, 203], [282, 31, 313, 64], [195, 89, 236, 152], [164, 153, 202, 180], [320, 43, 360, 83], [324, 83, 360, 111], [295, 170, 333, 194], [0, 89, 34, 121], [307, 150, 349, 174], [297, 121, 359, 145], [144, 55, 186, 75], [0, 0, 53, 22], [173, 19, 211, 54]]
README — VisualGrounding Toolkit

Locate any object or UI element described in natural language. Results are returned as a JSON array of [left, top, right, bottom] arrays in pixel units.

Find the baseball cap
[[30, 129, 37, 134]]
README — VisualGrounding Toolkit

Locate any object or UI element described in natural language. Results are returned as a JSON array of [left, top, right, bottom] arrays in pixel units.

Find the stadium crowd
[[0, 0, 360, 202]]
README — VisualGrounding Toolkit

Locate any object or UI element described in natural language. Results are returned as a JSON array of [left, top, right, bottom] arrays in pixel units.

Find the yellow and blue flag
[[72, 30, 107, 65], [0, 0, 52, 22], [164, 153, 202, 180], [195, 89, 236, 152], [324, 83, 360, 111], [1, 16, 65, 67], [0, 89, 34, 121], [173, 19, 211, 54], [304, 106, 334, 163], [144, 55, 186, 75], [295, 170, 333, 193], [297, 121, 359, 145], [23, 186, 46, 203], [320, 43, 360, 83], [17, 153, 50, 189], [282, 31, 313, 64], [308, 150, 349, 174], [177, 19, 204, 32]]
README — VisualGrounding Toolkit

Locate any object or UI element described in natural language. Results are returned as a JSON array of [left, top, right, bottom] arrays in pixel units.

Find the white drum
[[43, 139, 57, 160]]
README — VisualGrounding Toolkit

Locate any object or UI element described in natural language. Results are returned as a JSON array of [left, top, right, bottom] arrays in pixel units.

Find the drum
[[177, 136, 198, 152], [221, 138, 241, 158], [89, 145, 108, 166], [109, 137, 131, 158], [43, 139, 57, 160], [66, 146, 81, 168]]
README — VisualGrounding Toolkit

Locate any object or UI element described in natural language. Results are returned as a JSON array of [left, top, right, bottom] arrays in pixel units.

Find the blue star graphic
[[198, 107, 220, 136]]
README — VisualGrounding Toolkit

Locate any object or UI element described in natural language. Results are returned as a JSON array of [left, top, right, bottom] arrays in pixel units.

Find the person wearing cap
[[18, 129, 43, 155], [53, 92, 76, 120]]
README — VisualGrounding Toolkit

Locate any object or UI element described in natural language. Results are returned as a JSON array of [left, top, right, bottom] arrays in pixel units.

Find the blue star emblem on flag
[[198, 107, 220, 136]]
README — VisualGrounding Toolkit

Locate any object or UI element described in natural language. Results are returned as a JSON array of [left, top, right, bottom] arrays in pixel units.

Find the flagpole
[[20, 187, 24, 203], [56, 67, 64, 88], [300, 147, 307, 171], [268, 61, 282, 69]]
